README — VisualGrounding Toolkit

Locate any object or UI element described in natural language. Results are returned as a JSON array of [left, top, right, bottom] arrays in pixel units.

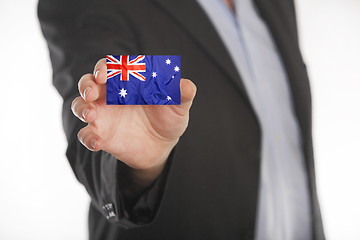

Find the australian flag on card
[[106, 55, 181, 105]]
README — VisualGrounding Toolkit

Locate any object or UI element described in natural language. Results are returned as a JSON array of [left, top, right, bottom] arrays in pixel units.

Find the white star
[[166, 96, 172, 101], [172, 76, 175, 78], [165, 59, 171, 65], [174, 66, 180, 72], [152, 72, 157, 78], [119, 88, 127, 98]]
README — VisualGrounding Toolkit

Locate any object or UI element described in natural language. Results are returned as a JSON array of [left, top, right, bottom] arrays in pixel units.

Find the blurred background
[[0, 0, 359, 239]]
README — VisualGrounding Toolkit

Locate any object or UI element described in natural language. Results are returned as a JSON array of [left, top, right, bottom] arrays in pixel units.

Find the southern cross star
[[119, 88, 127, 98]]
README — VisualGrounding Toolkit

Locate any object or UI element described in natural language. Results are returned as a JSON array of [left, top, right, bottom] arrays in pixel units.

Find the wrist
[[115, 138, 177, 190], [130, 139, 177, 187]]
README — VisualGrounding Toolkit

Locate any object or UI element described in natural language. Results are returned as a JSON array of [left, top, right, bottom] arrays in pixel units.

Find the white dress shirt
[[196, 0, 312, 239]]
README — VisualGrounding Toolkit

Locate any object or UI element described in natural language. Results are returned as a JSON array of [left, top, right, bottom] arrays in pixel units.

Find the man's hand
[[71, 58, 196, 188]]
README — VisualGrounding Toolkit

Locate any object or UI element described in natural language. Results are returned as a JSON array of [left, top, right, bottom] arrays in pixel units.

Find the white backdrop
[[0, 0, 359, 239], [296, 0, 360, 239]]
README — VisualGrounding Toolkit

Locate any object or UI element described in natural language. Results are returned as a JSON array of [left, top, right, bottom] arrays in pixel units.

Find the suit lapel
[[153, 0, 252, 106]]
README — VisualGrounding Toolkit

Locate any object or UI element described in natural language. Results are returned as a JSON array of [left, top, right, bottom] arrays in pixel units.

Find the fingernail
[[83, 87, 91, 100], [94, 70, 99, 79], [82, 109, 89, 120], [91, 140, 97, 150]]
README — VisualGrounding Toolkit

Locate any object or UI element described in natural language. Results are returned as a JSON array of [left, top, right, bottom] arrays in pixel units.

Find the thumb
[[179, 78, 197, 111]]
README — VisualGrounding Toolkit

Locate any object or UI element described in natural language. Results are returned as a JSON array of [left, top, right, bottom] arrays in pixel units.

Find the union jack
[[106, 55, 146, 81]]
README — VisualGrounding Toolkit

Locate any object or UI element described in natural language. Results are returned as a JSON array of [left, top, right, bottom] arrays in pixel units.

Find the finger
[[180, 78, 197, 110], [78, 73, 104, 102], [77, 126, 101, 151], [93, 58, 107, 85], [71, 96, 97, 123]]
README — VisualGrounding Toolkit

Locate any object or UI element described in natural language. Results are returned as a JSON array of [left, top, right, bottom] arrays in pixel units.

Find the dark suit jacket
[[38, 0, 325, 239]]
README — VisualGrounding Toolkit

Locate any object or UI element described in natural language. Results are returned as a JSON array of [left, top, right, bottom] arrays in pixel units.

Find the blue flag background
[[106, 55, 181, 105]]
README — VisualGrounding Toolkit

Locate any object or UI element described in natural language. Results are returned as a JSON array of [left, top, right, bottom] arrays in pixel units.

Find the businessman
[[39, 0, 325, 239]]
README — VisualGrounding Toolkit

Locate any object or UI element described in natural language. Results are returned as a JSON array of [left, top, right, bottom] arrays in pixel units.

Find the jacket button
[[102, 203, 116, 219]]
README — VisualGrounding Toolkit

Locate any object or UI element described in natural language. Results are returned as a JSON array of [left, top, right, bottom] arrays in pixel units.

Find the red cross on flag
[[106, 55, 146, 81]]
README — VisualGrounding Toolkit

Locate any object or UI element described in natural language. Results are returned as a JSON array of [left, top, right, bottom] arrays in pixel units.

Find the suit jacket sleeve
[[38, 0, 172, 228]]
